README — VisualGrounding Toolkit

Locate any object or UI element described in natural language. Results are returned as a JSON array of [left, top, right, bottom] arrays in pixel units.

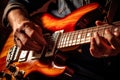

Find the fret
[[97, 26, 105, 37], [92, 27, 98, 34], [70, 31, 76, 46], [71, 31, 78, 46], [58, 33, 64, 48], [67, 32, 73, 47], [65, 33, 70, 46], [57, 21, 120, 49], [63, 33, 67, 47], [85, 28, 93, 43], [74, 31, 80, 45], [58, 31, 72, 48], [65, 32, 72, 47], [76, 31, 82, 44], [80, 29, 87, 43], [65, 32, 71, 46]]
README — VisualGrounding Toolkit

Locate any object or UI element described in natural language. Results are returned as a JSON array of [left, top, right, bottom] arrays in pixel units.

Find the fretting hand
[[90, 20, 120, 58]]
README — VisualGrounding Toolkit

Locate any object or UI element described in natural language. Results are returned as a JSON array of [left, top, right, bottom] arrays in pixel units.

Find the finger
[[113, 27, 120, 37], [95, 20, 106, 26], [104, 29, 120, 49], [14, 36, 22, 48], [90, 37, 96, 54], [15, 29, 42, 51], [34, 24, 42, 35], [22, 42, 42, 51], [90, 32, 99, 51], [93, 32, 101, 45], [114, 31, 120, 37], [33, 24, 47, 45], [90, 32, 106, 58], [90, 37, 101, 58], [23, 24, 47, 46]]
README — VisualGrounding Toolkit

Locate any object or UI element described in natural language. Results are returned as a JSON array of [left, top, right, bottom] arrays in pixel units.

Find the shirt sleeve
[[2, 0, 48, 28]]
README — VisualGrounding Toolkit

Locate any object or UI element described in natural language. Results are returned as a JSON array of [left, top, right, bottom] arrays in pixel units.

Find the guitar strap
[[105, 0, 119, 24]]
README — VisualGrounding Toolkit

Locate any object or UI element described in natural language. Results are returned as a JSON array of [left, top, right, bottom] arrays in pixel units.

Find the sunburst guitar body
[[0, 2, 104, 80]]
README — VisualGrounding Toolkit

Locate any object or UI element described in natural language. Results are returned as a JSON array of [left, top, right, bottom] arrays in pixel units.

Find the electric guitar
[[0, 2, 120, 80]]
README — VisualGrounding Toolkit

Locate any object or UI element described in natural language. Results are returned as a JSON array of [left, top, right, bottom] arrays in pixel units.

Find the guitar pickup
[[18, 50, 29, 62]]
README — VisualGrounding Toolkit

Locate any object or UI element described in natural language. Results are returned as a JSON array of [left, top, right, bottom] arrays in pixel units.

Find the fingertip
[[95, 20, 106, 26], [95, 20, 101, 25], [105, 29, 111, 34], [89, 48, 95, 56]]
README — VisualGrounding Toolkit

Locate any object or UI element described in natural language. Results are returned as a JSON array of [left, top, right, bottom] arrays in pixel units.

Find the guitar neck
[[57, 21, 120, 49]]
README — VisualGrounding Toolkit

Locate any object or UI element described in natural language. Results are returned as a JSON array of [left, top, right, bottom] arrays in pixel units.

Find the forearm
[[8, 9, 29, 31], [2, 1, 29, 28]]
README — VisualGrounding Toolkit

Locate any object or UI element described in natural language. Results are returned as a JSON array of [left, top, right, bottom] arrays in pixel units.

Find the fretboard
[[57, 21, 120, 49]]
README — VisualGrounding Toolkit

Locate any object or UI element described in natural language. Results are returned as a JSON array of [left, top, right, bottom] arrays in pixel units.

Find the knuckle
[[29, 29, 35, 37]]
